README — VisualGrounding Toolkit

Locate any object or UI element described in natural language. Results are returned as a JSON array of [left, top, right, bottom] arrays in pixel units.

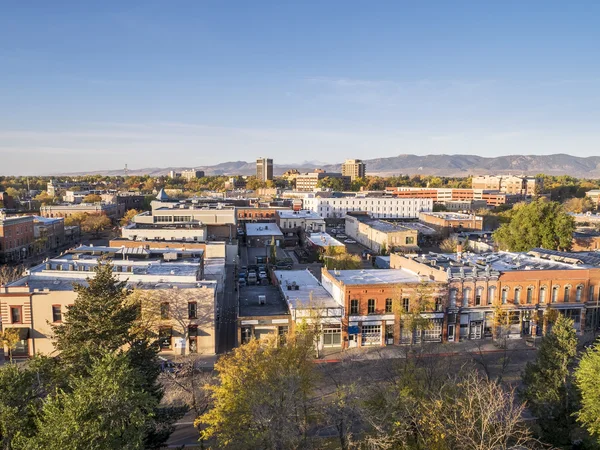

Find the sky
[[2, 1, 600, 175]]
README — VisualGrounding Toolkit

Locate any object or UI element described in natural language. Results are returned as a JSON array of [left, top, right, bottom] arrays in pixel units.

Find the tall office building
[[256, 157, 273, 182], [341, 159, 366, 181]]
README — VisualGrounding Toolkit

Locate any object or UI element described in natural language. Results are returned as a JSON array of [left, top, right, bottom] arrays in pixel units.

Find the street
[[216, 264, 237, 354]]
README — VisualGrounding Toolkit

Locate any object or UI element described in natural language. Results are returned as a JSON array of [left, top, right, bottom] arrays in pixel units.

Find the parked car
[[259, 271, 268, 279], [337, 234, 348, 239], [344, 239, 357, 244], [247, 272, 258, 285], [275, 262, 293, 270], [238, 279, 247, 287]]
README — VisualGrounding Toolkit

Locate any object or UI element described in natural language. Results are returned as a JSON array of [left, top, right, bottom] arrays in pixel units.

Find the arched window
[[487, 286, 496, 305], [501, 287, 508, 304], [526, 286, 534, 304], [576, 285, 583, 302], [463, 288, 472, 307], [514, 287, 521, 304], [552, 286, 559, 303], [449, 289, 457, 308], [539, 286, 547, 304], [564, 285, 571, 303]]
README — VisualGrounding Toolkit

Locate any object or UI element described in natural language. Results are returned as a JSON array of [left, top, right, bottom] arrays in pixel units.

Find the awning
[[16, 328, 29, 340]]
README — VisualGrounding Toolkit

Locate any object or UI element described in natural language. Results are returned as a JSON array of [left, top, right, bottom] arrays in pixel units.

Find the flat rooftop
[[274, 270, 339, 309], [307, 232, 345, 247], [246, 223, 284, 237], [239, 285, 289, 317], [352, 216, 416, 233], [421, 212, 482, 220], [277, 210, 324, 220], [327, 268, 423, 285]]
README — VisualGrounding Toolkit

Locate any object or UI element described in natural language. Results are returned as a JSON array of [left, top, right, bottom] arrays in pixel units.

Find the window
[[188, 302, 197, 319], [552, 286, 559, 303], [350, 299, 359, 315], [406, 236, 415, 245], [402, 298, 410, 313], [10, 306, 22, 324], [564, 286, 571, 302], [385, 298, 393, 313], [475, 287, 483, 306], [539, 286, 547, 303], [576, 285, 583, 302], [368, 299, 376, 314], [501, 288, 508, 304], [449, 289, 457, 307], [590, 285, 595, 303], [488, 286, 496, 305], [158, 327, 172, 350], [527, 287, 533, 304], [188, 325, 198, 353], [160, 302, 170, 320], [52, 305, 62, 323], [462, 288, 471, 307], [514, 288, 521, 304], [435, 297, 443, 311]]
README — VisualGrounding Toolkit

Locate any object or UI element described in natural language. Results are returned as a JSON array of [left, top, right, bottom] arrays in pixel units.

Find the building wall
[[39, 204, 119, 219], [303, 197, 433, 219], [344, 216, 418, 253], [121, 226, 207, 242], [0, 216, 35, 264], [237, 207, 285, 222], [419, 213, 484, 232]]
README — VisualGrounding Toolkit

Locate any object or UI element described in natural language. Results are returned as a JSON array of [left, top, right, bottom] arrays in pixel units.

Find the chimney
[[456, 243, 463, 260]]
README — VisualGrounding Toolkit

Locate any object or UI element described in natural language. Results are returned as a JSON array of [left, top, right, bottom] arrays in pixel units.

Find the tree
[[521, 315, 578, 446], [439, 236, 458, 253], [493, 199, 575, 251], [16, 353, 157, 450], [322, 250, 362, 270], [320, 382, 362, 450], [120, 209, 140, 226], [575, 342, 600, 441], [0, 265, 23, 285], [563, 196, 595, 214], [0, 329, 21, 363], [33, 192, 56, 206], [82, 194, 102, 203], [396, 281, 437, 346], [64, 212, 88, 227], [82, 214, 111, 236], [198, 333, 316, 449], [316, 176, 345, 191], [4, 187, 19, 200]]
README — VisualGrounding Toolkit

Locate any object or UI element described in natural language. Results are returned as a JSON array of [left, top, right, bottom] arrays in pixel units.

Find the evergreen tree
[[521, 315, 578, 446], [575, 341, 600, 441]]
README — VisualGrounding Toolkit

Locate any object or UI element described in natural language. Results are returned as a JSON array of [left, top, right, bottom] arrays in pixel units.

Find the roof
[[277, 210, 324, 220], [32, 215, 63, 224], [421, 212, 483, 221], [350, 215, 416, 234], [245, 223, 284, 237], [307, 232, 345, 247], [274, 269, 339, 310], [327, 268, 423, 285], [156, 188, 170, 201]]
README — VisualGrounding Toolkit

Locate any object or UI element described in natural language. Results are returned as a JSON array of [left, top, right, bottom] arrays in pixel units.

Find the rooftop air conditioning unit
[[258, 295, 266, 305]]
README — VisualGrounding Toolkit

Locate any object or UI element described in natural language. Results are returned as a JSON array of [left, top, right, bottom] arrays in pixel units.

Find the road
[[216, 264, 237, 354]]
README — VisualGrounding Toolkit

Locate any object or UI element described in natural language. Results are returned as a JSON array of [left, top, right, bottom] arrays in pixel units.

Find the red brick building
[[0, 214, 34, 264]]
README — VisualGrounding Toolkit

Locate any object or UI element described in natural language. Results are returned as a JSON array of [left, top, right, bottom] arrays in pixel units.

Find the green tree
[[493, 199, 575, 251], [316, 176, 345, 191], [16, 353, 156, 450], [64, 212, 88, 227], [198, 334, 316, 449], [575, 342, 600, 441], [521, 315, 578, 446], [0, 329, 21, 364], [82, 194, 102, 203]]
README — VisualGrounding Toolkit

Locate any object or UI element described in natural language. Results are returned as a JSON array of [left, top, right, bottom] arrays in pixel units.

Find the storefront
[[361, 323, 382, 346]]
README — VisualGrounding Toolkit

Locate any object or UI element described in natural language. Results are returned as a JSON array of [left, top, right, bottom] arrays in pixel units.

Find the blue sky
[[2, 1, 600, 174]]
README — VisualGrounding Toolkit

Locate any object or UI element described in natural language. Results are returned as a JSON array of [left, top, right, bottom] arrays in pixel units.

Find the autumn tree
[[493, 199, 575, 251], [0, 265, 23, 285], [82, 193, 102, 203], [33, 192, 56, 206], [63, 212, 88, 227], [120, 209, 140, 226], [0, 329, 21, 363], [82, 214, 111, 236], [198, 333, 316, 449], [521, 315, 578, 446], [563, 196, 595, 214]]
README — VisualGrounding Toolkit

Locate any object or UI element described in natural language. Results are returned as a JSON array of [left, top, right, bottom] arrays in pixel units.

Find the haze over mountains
[[61, 154, 600, 178]]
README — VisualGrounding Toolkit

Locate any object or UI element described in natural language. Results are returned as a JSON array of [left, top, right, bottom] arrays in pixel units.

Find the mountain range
[[62, 153, 600, 178]]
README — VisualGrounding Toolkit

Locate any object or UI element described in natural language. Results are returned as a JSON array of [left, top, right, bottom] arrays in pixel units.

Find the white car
[[337, 234, 348, 239], [344, 239, 357, 244], [259, 271, 268, 279]]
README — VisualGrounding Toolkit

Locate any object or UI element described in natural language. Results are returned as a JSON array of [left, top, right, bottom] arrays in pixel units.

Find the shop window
[[158, 327, 173, 350], [385, 298, 393, 313], [241, 327, 253, 344], [350, 299, 359, 315], [188, 325, 198, 354], [368, 299, 375, 314]]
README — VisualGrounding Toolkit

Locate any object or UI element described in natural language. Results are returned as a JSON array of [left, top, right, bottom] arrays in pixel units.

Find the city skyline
[[2, 1, 600, 174]]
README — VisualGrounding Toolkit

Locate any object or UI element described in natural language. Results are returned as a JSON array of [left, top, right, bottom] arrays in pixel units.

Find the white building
[[302, 194, 433, 219], [276, 210, 326, 233]]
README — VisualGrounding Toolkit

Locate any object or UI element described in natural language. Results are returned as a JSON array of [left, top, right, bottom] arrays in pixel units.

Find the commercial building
[[237, 206, 289, 224], [276, 210, 326, 233], [0, 246, 218, 358], [321, 268, 447, 347], [295, 171, 350, 192], [0, 213, 34, 264], [245, 223, 284, 248], [341, 159, 366, 181], [302, 193, 433, 219], [256, 157, 274, 182], [471, 175, 542, 196], [344, 213, 419, 253], [181, 169, 205, 181], [385, 187, 517, 207], [0, 192, 16, 210], [32, 216, 65, 253], [419, 212, 484, 234], [238, 285, 291, 345], [39, 203, 120, 220], [306, 232, 346, 254]]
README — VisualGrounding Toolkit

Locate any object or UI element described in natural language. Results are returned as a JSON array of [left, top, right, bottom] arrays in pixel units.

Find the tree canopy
[[493, 199, 575, 251]]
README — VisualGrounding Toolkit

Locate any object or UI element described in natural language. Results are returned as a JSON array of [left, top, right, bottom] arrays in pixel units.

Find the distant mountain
[[59, 153, 600, 178]]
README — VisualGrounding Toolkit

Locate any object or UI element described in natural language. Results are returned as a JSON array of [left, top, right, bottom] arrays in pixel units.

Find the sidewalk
[[316, 338, 535, 362]]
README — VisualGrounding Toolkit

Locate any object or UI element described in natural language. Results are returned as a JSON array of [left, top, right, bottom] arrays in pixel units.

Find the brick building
[[0, 214, 34, 264], [39, 203, 120, 220], [419, 212, 484, 235]]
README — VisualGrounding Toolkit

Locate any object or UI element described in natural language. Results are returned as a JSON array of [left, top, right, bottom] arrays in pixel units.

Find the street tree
[[64, 212, 88, 227], [575, 342, 600, 442], [493, 199, 575, 251], [198, 333, 316, 449], [0, 329, 21, 363], [521, 315, 578, 446], [81, 214, 111, 236], [0, 265, 23, 286], [15, 353, 157, 450], [120, 209, 140, 226]]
